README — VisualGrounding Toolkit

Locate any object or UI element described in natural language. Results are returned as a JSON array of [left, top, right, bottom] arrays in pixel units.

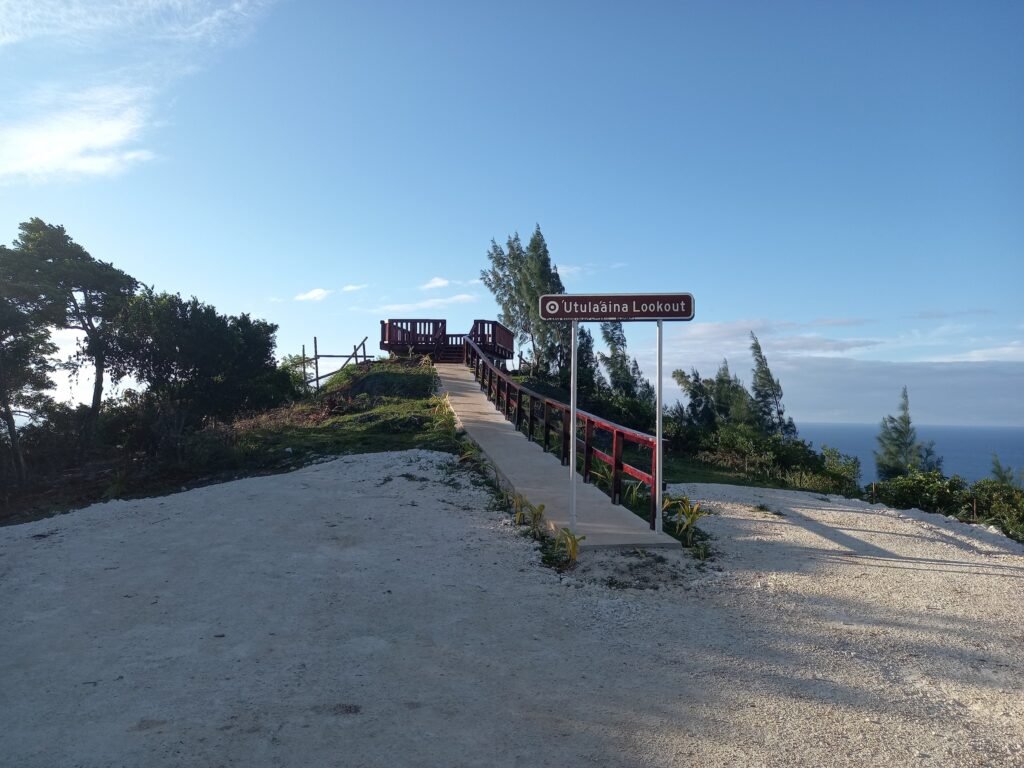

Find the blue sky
[[1, 1, 1022, 426]]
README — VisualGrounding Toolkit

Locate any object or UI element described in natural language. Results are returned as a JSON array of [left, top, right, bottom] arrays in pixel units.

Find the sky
[[1, 0, 1022, 426]]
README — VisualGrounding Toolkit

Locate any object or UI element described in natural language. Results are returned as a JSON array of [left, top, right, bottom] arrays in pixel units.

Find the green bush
[[874, 470, 969, 516]]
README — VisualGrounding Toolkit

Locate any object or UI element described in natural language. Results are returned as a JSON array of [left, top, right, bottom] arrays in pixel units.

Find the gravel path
[[2, 451, 1022, 767]]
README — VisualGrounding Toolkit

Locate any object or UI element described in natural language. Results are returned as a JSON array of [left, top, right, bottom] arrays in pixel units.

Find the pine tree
[[749, 333, 796, 438], [875, 386, 942, 480]]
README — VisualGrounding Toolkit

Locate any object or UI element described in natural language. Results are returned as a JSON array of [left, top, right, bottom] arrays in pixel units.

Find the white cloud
[[294, 288, 333, 302], [0, 86, 154, 183], [420, 277, 450, 290], [0, 1, 275, 183], [341, 284, 368, 292], [935, 342, 1024, 363], [377, 293, 477, 313], [0, 0, 271, 48], [555, 264, 583, 276]]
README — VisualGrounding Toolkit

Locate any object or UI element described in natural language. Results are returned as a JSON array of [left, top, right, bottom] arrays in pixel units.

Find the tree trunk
[[79, 348, 105, 459], [0, 355, 27, 484], [0, 400, 26, 485]]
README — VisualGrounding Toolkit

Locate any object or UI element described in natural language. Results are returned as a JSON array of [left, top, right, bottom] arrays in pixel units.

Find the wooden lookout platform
[[379, 319, 514, 364]]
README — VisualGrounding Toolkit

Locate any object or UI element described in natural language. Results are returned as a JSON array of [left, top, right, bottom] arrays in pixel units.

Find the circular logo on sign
[[545, 300, 559, 315]]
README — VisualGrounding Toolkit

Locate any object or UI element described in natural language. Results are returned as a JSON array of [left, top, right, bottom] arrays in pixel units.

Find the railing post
[[583, 419, 594, 483], [527, 394, 536, 442], [543, 402, 551, 453], [515, 389, 523, 433], [313, 336, 320, 392], [612, 430, 624, 504]]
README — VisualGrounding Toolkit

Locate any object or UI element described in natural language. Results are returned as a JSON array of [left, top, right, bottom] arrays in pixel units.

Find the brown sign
[[539, 293, 694, 322]]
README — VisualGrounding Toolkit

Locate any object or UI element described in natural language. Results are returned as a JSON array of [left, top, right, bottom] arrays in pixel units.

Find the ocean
[[798, 423, 1024, 485]]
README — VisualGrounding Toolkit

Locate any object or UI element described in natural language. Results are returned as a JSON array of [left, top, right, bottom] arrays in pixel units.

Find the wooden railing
[[468, 319, 515, 359], [463, 336, 659, 528], [380, 319, 446, 349]]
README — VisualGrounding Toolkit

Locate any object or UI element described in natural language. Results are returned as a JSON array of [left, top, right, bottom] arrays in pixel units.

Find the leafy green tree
[[480, 225, 566, 376], [875, 386, 942, 480], [749, 332, 796, 439], [108, 290, 295, 453], [12, 219, 137, 451], [0, 243, 60, 484]]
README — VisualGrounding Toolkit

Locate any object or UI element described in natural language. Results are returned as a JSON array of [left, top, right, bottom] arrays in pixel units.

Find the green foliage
[[749, 333, 796, 439], [109, 289, 296, 432], [0, 237, 60, 484], [873, 471, 1024, 542], [555, 527, 587, 565], [663, 494, 708, 546], [527, 501, 547, 539], [875, 387, 942, 480], [12, 218, 138, 450], [480, 225, 566, 377], [991, 453, 1022, 488]]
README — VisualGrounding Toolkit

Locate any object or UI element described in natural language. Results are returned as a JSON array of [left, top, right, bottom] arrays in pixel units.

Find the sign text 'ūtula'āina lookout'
[[538, 293, 695, 322]]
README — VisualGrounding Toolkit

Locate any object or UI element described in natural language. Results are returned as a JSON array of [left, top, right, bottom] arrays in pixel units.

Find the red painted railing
[[468, 320, 514, 359], [463, 336, 659, 528], [380, 319, 446, 349]]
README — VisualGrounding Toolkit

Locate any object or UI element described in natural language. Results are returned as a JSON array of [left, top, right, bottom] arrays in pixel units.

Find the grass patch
[[662, 454, 784, 487]]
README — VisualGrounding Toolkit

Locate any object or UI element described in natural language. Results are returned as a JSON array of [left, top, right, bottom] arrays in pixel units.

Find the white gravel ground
[[2, 451, 1022, 767]]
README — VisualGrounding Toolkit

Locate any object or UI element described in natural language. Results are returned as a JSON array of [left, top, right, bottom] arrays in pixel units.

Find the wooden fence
[[303, 336, 372, 391]]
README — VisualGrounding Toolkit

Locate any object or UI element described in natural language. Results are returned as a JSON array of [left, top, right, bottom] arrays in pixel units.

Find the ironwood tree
[[749, 332, 796, 439], [481, 225, 565, 376], [874, 386, 942, 480]]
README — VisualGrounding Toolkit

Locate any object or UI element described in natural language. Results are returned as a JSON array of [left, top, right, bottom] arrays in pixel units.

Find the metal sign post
[[539, 293, 694, 534], [569, 319, 578, 529], [656, 319, 663, 533]]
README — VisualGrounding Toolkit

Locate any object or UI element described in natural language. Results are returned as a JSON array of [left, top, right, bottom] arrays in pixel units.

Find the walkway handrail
[[462, 336, 659, 528], [469, 319, 515, 359]]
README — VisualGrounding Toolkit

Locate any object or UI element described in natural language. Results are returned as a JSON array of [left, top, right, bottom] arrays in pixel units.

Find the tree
[[875, 386, 942, 480], [991, 453, 1022, 489], [0, 243, 59, 484], [599, 321, 635, 398], [108, 290, 294, 454], [749, 332, 796, 439], [12, 219, 137, 452], [672, 368, 717, 429], [480, 225, 566, 376], [574, 326, 606, 404]]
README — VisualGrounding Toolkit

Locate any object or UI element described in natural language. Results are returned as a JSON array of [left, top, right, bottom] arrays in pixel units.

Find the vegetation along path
[[2, 451, 1023, 766], [436, 363, 676, 548]]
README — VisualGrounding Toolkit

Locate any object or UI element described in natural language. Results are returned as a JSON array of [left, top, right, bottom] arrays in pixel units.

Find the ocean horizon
[[798, 423, 1024, 485]]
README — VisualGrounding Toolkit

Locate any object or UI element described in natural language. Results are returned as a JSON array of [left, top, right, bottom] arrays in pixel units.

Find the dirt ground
[[2, 451, 1022, 767]]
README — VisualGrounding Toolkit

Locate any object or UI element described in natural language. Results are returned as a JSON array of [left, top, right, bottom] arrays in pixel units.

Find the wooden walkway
[[436, 364, 678, 548]]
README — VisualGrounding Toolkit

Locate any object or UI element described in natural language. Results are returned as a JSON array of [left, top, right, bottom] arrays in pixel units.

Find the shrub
[[874, 471, 969, 516]]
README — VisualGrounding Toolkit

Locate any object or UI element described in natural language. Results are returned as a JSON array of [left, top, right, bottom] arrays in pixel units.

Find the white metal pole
[[656, 320, 664, 533], [569, 320, 578, 530]]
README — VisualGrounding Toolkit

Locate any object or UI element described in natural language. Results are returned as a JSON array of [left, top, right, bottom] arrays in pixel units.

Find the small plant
[[527, 501, 546, 539], [623, 480, 644, 507], [512, 494, 527, 526], [556, 527, 587, 566], [664, 494, 708, 546], [692, 542, 712, 561], [754, 502, 770, 512]]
